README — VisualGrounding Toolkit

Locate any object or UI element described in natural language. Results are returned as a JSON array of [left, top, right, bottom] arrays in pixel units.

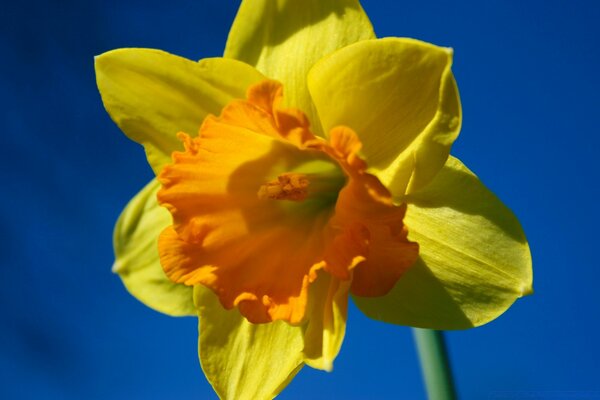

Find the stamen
[[258, 173, 310, 202]]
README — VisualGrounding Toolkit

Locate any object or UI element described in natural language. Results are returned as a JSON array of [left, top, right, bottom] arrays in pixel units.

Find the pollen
[[258, 173, 310, 201]]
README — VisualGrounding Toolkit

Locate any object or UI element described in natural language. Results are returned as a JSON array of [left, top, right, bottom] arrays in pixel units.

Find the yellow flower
[[96, 0, 533, 398]]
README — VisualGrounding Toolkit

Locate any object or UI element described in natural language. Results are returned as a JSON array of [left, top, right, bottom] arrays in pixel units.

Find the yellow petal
[[303, 272, 350, 372], [195, 286, 304, 400], [112, 179, 195, 316], [308, 38, 461, 198], [224, 0, 375, 135], [353, 156, 532, 329], [95, 49, 265, 174]]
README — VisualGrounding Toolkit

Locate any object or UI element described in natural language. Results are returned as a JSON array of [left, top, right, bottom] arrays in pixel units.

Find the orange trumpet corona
[[156, 80, 418, 324]]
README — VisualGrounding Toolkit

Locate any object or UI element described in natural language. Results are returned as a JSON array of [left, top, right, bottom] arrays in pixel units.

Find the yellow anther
[[258, 173, 310, 202]]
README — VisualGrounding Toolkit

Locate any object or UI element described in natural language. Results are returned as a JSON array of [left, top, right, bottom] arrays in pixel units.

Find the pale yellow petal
[[303, 272, 350, 371], [195, 286, 304, 400], [95, 49, 265, 174], [224, 0, 375, 135], [308, 38, 461, 198], [353, 156, 532, 329], [112, 179, 195, 316]]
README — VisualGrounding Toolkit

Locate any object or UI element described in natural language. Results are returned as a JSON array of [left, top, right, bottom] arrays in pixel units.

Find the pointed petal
[[303, 273, 350, 371], [308, 38, 461, 198], [224, 0, 375, 135], [195, 286, 304, 400], [353, 157, 532, 329], [112, 179, 195, 316], [95, 49, 265, 174]]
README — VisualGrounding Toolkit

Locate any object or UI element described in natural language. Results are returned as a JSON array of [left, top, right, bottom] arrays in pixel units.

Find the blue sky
[[1, 0, 599, 399]]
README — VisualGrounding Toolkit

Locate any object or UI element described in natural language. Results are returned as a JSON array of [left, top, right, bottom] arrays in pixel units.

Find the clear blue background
[[1, 0, 599, 399]]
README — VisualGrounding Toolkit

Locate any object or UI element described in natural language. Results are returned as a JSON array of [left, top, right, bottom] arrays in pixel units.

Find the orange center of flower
[[156, 79, 418, 324], [258, 173, 310, 201]]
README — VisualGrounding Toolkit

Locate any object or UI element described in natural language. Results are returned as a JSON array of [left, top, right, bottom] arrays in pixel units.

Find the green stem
[[412, 328, 457, 400]]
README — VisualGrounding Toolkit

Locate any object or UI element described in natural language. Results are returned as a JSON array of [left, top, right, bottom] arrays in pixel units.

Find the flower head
[[157, 79, 418, 325], [96, 0, 532, 398]]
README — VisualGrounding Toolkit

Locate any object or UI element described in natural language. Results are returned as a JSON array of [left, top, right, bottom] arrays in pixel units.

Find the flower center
[[258, 172, 309, 201], [257, 166, 347, 204]]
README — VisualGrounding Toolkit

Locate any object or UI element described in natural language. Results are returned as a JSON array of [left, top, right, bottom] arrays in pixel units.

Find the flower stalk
[[413, 328, 457, 400]]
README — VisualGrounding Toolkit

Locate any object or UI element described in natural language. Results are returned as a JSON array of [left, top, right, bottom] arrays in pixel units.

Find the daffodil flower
[[95, 0, 533, 398]]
